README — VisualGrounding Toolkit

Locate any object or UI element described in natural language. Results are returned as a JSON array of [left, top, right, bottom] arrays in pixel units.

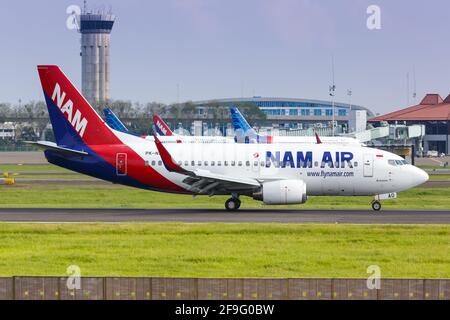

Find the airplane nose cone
[[410, 166, 429, 187]]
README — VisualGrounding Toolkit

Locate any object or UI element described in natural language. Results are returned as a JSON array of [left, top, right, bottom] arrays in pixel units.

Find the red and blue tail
[[153, 114, 174, 136], [37, 65, 185, 193], [38, 65, 118, 148]]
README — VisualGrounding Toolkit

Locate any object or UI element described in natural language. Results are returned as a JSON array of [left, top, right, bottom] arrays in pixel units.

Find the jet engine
[[253, 180, 307, 205]]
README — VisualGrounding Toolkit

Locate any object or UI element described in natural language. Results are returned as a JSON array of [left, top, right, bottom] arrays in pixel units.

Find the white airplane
[[31, 65, 429, 211], [150, 108, 362, 147], [229, 106, 362, 146]]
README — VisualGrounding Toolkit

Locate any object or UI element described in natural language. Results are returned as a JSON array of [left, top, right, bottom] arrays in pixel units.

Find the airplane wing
[[26, 141, 88, 156], [154, 134, 260, 195], [315, 132, 322, 144]]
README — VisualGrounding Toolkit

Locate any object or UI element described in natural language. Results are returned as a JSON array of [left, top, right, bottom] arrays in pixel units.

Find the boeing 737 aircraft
[[31, 65, 428, 211], [149, 107, 361, 147], [105, 102, 359, 148]]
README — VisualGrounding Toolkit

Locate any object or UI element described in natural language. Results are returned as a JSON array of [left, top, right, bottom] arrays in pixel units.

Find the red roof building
[[369, 94, 450, 155], [369, 94, 450, 122]]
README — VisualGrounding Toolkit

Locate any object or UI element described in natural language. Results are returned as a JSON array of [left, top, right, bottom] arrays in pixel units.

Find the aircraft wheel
[[371, 200, 381, 211], [225, 198, 241, 211]]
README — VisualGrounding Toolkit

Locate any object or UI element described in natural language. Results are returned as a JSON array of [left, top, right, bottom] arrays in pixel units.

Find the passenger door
[[363, 154, 373, 177], [116, 153, 127, 176]]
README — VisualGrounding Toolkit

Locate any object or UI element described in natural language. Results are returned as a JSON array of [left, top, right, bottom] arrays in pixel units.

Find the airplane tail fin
[[230, 106, 254, 134], [230, 106, 273, 144], [104, 108, 130, 133], [37, 65, 120, 149], [153, 115, 174, 136]]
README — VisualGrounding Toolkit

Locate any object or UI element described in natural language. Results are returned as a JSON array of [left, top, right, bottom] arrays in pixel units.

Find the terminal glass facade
[[252, 100, 348, 118]]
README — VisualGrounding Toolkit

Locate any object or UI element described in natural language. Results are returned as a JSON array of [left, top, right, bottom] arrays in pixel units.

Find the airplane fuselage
[[46, 129, 427, 197]]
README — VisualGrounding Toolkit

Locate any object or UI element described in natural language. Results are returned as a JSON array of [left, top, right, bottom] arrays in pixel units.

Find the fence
[[0, 277, 449, 300]]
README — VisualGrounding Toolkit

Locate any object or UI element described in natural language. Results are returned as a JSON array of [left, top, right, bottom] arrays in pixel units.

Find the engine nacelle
[[253, 180, 307, 205]]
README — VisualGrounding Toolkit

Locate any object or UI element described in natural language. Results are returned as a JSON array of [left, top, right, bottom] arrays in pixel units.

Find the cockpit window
[[389, 159, 408, 166]]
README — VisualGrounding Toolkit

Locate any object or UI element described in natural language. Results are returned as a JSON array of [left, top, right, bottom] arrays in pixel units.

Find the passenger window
[[197, 161, 202, 166], [260, 161, 265, 167], [246, 161, 250, 166], [191, 160, 195, 166], [354, 162, 358, 167], [184, 161, 189, 166], [211, 161, 215, 166], [238, 161, 243, 166], [177, 161, 182, 166], [314, 161, 318, 167], [204, 161, 208, 166], [217, 161, 222, 166], [158, 160, 162, 166], [254, 161, 259, 166], [151, 160, 156, 166], [224, 161, 228, 166], [388, 160, 396, 166], [395, 160, 402, 165], [231, 161, 236, 166]]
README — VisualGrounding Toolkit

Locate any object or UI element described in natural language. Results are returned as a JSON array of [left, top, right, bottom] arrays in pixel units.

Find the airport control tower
[[78, 9, 115, 104]]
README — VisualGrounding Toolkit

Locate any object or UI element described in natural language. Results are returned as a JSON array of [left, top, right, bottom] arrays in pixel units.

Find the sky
[[1, 0, 450, 115]]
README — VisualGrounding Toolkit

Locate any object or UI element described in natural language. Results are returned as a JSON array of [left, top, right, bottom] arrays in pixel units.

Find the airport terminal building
[[191, 97, 373, 134]]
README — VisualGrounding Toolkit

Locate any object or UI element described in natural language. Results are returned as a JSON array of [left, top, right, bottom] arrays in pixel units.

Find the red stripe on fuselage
[[90, 143, 187, 193]]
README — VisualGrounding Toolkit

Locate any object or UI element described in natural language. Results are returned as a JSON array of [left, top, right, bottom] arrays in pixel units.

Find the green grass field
[[0, 223, 448, 278], [0, 163, 449, 279], [0, 164, 70, 173], [0, 184, 449, 209]]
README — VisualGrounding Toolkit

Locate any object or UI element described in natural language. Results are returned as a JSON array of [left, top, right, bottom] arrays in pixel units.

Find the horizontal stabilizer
[[25, 141, 88, 156]]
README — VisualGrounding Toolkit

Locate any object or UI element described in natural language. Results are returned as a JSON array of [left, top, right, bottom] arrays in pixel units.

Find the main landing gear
[[225, 195, 241, 211], [371, 200, 381, 211]]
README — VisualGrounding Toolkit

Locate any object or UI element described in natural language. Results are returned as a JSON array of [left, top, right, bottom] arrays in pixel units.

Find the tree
[[183, 101, 197, 118], [19, 126, 37, 141], [235, 102, 267, 124], [169, 104, 181, 121]]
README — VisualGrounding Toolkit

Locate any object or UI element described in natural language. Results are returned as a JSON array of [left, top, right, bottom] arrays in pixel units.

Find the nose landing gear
[[371, 200, 381, 211], [225, 196, 241, 211]]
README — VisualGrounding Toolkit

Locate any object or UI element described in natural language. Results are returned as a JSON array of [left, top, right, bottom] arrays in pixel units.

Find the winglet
[[153, 115, 174, 136], [153, 134, 188, 174], [315, 132, 322, 144]]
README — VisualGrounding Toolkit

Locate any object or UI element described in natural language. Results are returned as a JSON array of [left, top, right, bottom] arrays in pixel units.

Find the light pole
[[329, 84, 335, 136], [329, 55, 336, 136], [347, 89, 352, 112]]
